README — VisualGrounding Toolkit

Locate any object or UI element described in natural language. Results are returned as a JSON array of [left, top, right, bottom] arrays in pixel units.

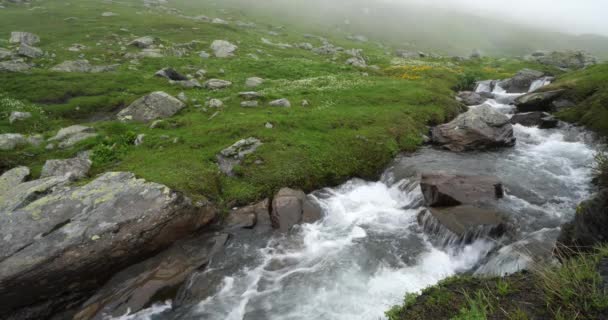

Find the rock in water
[[557, 189, 608, 255], [515, 90, 565, 112], [510, 112, 558, 129], [418, 206, 508, 243], [456, 91, 486, 106], [420, 173, 504, 207], [226, 199, 270, 229], [0, 172, 216, 319], [210, 40, 237, 58], [499, 69, 545, 93], [216, 137, 262, 176], [431, 104, 516, 152], [117, 91, 185, 123], [271, 188, 322, 232], [9, 31, 40, 45]]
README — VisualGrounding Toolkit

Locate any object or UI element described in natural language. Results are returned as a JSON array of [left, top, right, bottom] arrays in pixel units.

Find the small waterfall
[[528, 77, 553, 92]]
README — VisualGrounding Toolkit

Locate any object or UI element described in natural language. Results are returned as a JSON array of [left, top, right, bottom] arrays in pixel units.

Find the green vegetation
[[387, 246, 608, 320], [553, 63, 608, 136], [0, 0, 551, 206]]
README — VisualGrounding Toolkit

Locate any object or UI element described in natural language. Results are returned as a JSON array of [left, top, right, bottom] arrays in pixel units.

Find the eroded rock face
[[210, 40, 237, 58], [117, 91, 185, 123], [510, 112, 558, 129], [74, 232, 228, 320], [420, 173, 504, 207], [271, 188, 322, 232], [0, 172, 216, 319], [216, 137, 262, 176], [431, 104, 516, 152], [515, 90, 565, 112]]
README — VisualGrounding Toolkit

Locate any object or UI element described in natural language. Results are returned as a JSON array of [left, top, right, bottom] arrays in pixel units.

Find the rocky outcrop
[[456, 91, 486, 106], [73, 232, 227, 320], [210, 40, 237, 58], [515, 90, 565, 112], [420, 173, 504, 207], [431, 104, 516, 152], [510, 112, 558, 129], [0, 172, 216, 319], [51, 60, 119, 73], [117, 92, 185, 123], [557, 189, 608, 254], [271, 188, 323, 232], [0, 166, 30, 195], [9, 31, 39, 45], [216, 137, 262, 176], [535, 51, 597, 70]]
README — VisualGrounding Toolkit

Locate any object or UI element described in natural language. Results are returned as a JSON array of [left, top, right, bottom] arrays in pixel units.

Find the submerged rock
[[515, 90, 565, 112], [0, 172, 216, 319], [117, 91, 185, 123], [420, 173, 504, 207], [431, 104, 516, 152], [510, 112, 558, 129], [271, 188, 322, 232]]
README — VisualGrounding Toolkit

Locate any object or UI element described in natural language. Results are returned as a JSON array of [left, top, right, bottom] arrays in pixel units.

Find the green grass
[[0, 0, 558, 206]]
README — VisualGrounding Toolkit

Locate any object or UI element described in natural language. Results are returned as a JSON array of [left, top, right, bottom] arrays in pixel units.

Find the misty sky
[[390, 0, 608, 36]]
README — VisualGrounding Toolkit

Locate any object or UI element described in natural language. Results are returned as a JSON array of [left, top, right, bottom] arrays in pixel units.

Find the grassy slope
[[552, 63, 608, 136], [387, 246, 608, 320], [0, 0, 553, 207]]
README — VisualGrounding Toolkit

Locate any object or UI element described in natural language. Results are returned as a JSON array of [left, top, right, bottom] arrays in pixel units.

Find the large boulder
[[40, 153, 92, 180], [431, 104, 516, 152], [271, 188, 323, 232], [500, 69, 545, 93], [216, 137, 262, 176], [51, 60, 119, 73], [418, 205, 508, 242], [73, 232, 227, 320], [510, 112, 558, 129], [117, 92, 185, 123], [536, 51, 597, 70], [9, 31, 40, 45], [557, 189, 608, 254], [456, 91, 486, 106], [420, 173, 504, 207], [210, 40, 237, 58], [0, 172, 216, 319], [515, 90, 565, 112]]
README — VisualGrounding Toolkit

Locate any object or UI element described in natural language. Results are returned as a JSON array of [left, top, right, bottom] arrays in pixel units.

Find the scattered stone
[[301, 99, 310, 107], [296, 42, 313, 50], [198, 51, 210, 59], [9, 31, 40, 45], [515, 90, 565, 112], [40, 153, 91, 180], [0, 172, 216, 319], [210, 40, 237, 58], [345, 56, 366, 68], [346, 34, 368, 42], [134, 134, 145, 146], [216, 137, 262, 176], [177, 92, 188, 102], [51, 60, 118, 73], [0, 133, 27, 151], [431, 104, 515, 152], [470, 49, 482, 59], [8, 111, 31, 123], [245, 77, 264, 88], [17, 43, 43, 58], [395, 49, 423, 58], [0, 48, 13, 60], [510, 112, 559, 129], [101, 12, 118, 17], [203, 79, 232, 90], [269, 98, 291, 108], [241, 101, 258, 108], [420, 173, 504, 207], [536, 50, 597, 70], [154, 67, 188, 81], [169, 79, 202, 88], [271, 188, 323, 232], [195, 69, 207, 78], [128, 36, 156, 49], [238, 91, 262, 100], [207, 99, 223, 108], [68, 44, 87, 52], [211, 18, 228, 25], [125, 49, 164, 59], [118, 91, 185, 123], [500, 69, 546, 93]]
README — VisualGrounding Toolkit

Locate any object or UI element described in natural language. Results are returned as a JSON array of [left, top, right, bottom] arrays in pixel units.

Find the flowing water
[[118, 80, 601, 320]]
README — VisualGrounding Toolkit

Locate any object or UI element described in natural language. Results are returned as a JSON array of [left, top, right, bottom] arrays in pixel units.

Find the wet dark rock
[[271, 188, 322, 232], [557, 189, 608, 254], [456, 91, 486, 106], [420, 173, 503, 207], [226, 199, 270, 229], [510, 112, 559, 129], [552, 98, 576, 111], [515, 90, 565, 112], [418, 205, 508, 241], [73, 233, 228, 320], [431, 104, 515, 152], [0, 172, 217, 319], [500, 69, 545, 93]]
